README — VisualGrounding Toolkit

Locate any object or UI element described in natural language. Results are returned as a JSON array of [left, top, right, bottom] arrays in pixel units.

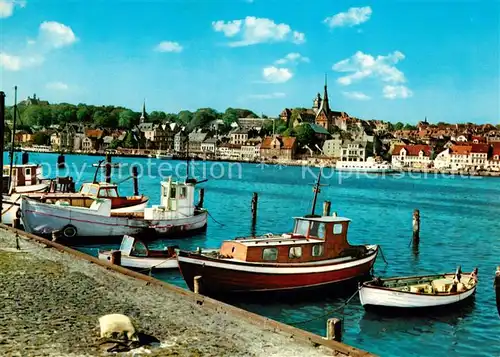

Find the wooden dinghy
[[359, 267, 478, 310], [98, 235, 179, 270]]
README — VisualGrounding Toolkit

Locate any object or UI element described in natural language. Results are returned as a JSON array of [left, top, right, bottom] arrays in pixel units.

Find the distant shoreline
[[6, 148, 500, 178]]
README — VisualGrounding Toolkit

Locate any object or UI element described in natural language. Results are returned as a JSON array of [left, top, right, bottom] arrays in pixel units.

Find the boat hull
[[177, 245, 378, 293], [98, 252, 178, 269], [359, 278, 476, 309], [335, 168, 395, 174], [144, 210, 208, 236], [20, 197, 147, 237], [11, 183, 49, 194]]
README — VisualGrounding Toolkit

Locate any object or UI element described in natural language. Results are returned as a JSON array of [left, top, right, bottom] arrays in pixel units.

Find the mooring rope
[[378, 245, 389, 265], [288, 287, 361, 326], [207, 211, 225, 227]]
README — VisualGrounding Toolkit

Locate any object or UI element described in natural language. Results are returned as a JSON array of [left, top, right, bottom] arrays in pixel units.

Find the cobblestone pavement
[[0, 228, 333, 357]]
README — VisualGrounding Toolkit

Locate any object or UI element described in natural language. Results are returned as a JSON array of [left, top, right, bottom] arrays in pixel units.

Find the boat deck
[[0, 226, 371, 357]]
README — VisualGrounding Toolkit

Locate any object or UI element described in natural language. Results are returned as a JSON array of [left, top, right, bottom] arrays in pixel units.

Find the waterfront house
[[82, 136, 94, 152], [322, 135, 342, 158], [434, 148, 452, 169], [143, 124, 175, 150], [488, 143, 500, 170], [449, 144, 472, 170], [85, 129, 104, 151], [188, 131, 208, 154], [470, 143, 490, 168], [174, 131, 188, 153], [260, 136, 297, 161], [101, 136, 114, 150], [391, 145, 432, 168], [230, 129, 249, 145], [201, 137, 217, 156], [241, 140, 261, 161], [339, 139, 368, 162], [50, 132, 61, 148]]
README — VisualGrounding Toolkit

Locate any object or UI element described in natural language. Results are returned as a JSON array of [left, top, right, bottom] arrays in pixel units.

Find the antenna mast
[[8, 86, 18, 193], [310, 168, 323, 216]]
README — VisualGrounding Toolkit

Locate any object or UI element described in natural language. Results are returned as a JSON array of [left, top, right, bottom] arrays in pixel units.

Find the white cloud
[[0, 0, 26, 19], [275, 52, 309, 65], [383, 85, 413, 99], [333, 50, 406, 86], [324, 6, 372, 28], [39, 21, 78, 48], [46, 81, 69, 91], [212, 16, 305, 47], [0, 52, 43, 71], [342, 91, 371, 101], [248, 92, 285, 99], [155, 41, 183, 53], [262, 66, 293, 83]]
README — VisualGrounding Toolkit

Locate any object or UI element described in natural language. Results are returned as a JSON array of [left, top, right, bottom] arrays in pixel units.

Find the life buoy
[[62, 224, 77, 239]]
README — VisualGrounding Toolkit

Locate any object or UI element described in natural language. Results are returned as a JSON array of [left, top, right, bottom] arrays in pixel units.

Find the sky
[[0, 0, 499, 124]]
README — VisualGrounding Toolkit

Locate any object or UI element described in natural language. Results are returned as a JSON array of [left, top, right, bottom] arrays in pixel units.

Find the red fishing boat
[[177, 171, 379, 294]]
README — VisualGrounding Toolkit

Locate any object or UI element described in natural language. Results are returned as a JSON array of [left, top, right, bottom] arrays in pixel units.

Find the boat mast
[[310, 168, 322, 216], [7, 86, 18, 193]]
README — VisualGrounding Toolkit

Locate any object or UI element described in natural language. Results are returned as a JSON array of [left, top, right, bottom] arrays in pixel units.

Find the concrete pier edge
[[0, 224, 375, 356]]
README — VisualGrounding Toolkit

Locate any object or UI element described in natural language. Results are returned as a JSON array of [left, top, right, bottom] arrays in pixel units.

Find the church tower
[[322, 73, 330, 114], [139, 100, 147, 124], [312, 93, 322, 113], [315, 74, 332, 130]]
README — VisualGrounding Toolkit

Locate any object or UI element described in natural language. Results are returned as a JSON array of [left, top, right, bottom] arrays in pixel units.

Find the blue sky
[[0, 0, 498, 124]]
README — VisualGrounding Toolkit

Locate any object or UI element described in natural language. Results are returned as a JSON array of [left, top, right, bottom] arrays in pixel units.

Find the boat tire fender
[[16, 209, 22, 218], [62, 224, 78, 239]]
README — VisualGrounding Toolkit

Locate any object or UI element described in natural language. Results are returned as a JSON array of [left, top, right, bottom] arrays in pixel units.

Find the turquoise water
[[8, 152, 500, 356]]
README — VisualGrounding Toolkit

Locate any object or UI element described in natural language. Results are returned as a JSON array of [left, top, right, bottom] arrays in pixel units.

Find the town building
[[237, 117, 274, 131], [174, 131, 188, 153], [230, 129, 248, 145], [339, 139, 368, 162], [391, 145, 432, 168], [201, 137, 217, 156], [241, 140, 261, 161], [322, 135, 342, 158], [260, 136, 297, 161], [188, 131, 208, 154]]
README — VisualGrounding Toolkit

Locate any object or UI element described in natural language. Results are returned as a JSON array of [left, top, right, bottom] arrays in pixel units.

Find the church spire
[[140, 99, 146, 124], [323, 73, 330, 113]]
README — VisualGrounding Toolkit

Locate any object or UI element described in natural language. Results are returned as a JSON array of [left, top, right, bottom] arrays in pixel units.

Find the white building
[[391, 145, 432, 168]]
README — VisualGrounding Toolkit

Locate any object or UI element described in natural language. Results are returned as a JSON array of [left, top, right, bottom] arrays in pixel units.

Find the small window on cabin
[[170, 186, 177, 199], [80, 184, 89, 194], [312, 244, 324, 257], [25, 168, 31, 176], [333, 224, 343, 235], [179, 186, 187, 199], [263, 247, 278, 261], [289, 246, 302, 259], [12, 168, 17, 177], [309, 222, 326, 238], [88, 186, 98, 196], [294, 220, 310, 236], [132, 241, 147, 257]]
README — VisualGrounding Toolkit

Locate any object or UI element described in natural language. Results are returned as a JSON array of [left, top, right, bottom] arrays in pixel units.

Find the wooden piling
[[132, 166, 139, 196], [194, 275, 202, 294], [323, 201, 331, 217], [412, 209, 420, 244], [326, 318, 342, 342], [57, 153, 65, 169], [21, 151, 29, 165], [105, 153, 112, 184], [12, 218, 20, 229], [110, 250, 121, 266], [0, 91, 5, 220], [251, 192, 258, 224], [495, 266, 500, 317]]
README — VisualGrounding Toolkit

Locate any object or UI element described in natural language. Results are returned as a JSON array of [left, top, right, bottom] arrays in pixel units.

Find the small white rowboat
[[98, 235, 178, 270], [359, 267, 478, 310]]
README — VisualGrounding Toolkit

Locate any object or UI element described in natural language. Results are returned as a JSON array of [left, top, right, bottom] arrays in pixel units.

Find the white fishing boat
[[139, 176, 207, 235], [359, 267, 478, 310], [98, 235, 178, 270], [3, 164, 49, 194], [20, 197, 148, 238], [155, 143, 173, 160], [335, 157, 394, 174]]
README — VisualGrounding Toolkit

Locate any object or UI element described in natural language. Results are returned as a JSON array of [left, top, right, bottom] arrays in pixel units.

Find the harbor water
[[9, 152, 500, 356]]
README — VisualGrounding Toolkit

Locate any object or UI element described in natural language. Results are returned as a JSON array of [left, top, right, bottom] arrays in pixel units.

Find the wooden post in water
[[21, 151, 29, 165], [194, 275, 202, 294], [110, 250, 121, 266], [105, 153, 112, 184], [132, 166, 139, 196], [323, 201, 331, 217], [495, 266, 500, 317], [326, 318, 342, 342], [251, 192, 258, 225], [412, 209, 420, 244], [57, 153, 65, 169]]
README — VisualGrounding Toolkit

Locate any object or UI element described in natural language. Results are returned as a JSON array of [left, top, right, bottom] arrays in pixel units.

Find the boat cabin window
[[80, 184, 90, 194], [289, 246, 302, 259], [3, 168, 8, 176], [312, 244, 324, 257], [262, 247, 278, 261], [132, 241, 148, 257], [333, 224, 343, 235], [309, 222, 326, 238], [25, 168, 31, 176], [88, 185, 98, 196], [294, 219, 310, 236], [170, 186, 177, 199], [179, 186, 187, 199], [99, 188, 118, 198]]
